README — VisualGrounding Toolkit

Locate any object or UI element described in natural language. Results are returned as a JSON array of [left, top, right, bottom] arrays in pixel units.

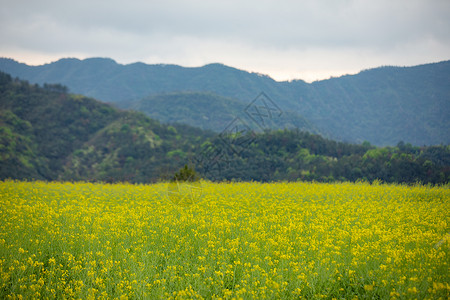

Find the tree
[[172, 164, 199, 182]]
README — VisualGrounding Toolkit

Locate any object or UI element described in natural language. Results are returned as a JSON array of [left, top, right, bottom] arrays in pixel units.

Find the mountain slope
[[130, 91, 321, 134], [0, 71, 211, 182], [0, 58, 449, 146], [1, 71, 448, 184], [304, 63, 450, 145], [0, 109, 44, 180]]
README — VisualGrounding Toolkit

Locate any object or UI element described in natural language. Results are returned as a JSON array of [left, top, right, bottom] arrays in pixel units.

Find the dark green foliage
[[172, 164, 199, 182], [0, 71, 448, 184], [0, 72, 212, 182], [130, 91, 320, 134], [200, 129, 449, 184], [0, 110, 46, 180], [129, 92, 243, 131], [0, 57, 449, 146], [305, 63, 450, 146], [0, 72, 119, 179]]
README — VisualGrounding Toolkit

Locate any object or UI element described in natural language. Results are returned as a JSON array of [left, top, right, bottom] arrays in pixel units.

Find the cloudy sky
[[1, 0, 449, 82]]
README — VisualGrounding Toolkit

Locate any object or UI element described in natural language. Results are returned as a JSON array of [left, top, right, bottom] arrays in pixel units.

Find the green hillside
[[0, 71, 448, 184], [129, 91, 321, 134], [0, 72, 211, 182], [305, 64, 450, 145], [0, 58, 448, 146]]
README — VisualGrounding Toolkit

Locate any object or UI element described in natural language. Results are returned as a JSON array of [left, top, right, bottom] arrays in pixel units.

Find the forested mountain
[[0, 57, 449, 146], [0, 71, 212, 182], [128, 91, 321, 134], [1, 71, 449, 184]]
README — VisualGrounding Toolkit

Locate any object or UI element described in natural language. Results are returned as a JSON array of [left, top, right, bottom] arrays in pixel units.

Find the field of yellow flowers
[[0, 180, 448, 299]]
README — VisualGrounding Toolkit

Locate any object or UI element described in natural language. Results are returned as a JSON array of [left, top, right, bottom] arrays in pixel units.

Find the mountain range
[[1, 71, 448, 184], [0, 57, 449, 146]]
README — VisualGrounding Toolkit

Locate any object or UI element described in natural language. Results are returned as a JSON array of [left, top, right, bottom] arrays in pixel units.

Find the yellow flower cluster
[[0, 180, 448, 299]]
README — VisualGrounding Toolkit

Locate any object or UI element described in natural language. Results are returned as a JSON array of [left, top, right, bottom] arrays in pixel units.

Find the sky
[[1, 0, 449, 82]]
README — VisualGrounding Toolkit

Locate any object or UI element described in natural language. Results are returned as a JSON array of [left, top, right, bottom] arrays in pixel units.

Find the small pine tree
[[172, 165, 199, 182]]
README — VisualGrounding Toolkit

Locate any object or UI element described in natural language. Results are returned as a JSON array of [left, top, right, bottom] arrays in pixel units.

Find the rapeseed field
[[0, 180, 448, 299]]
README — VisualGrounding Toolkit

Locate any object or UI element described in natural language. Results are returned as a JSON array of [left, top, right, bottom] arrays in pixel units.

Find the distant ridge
[[0, 57, 449, 146]]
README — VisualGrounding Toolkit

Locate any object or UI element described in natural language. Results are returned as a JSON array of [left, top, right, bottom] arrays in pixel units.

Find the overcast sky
[[1, 0, 449, 82]]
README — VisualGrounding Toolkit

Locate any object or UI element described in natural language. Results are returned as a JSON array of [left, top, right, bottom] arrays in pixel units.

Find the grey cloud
[[0, 0, 449, 80]]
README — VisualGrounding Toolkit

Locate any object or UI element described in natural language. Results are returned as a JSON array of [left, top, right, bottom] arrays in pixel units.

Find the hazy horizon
[[2, 55, 449, 83]]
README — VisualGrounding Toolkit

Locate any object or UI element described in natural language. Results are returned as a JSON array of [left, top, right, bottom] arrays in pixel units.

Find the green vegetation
[[198, 129, 449, 184], [1, 57, 448, 146], [172, 164, 199, 182], [0, 71, 449, 184], [129, 91, 320, 134], [0, 71, 211, 182]]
